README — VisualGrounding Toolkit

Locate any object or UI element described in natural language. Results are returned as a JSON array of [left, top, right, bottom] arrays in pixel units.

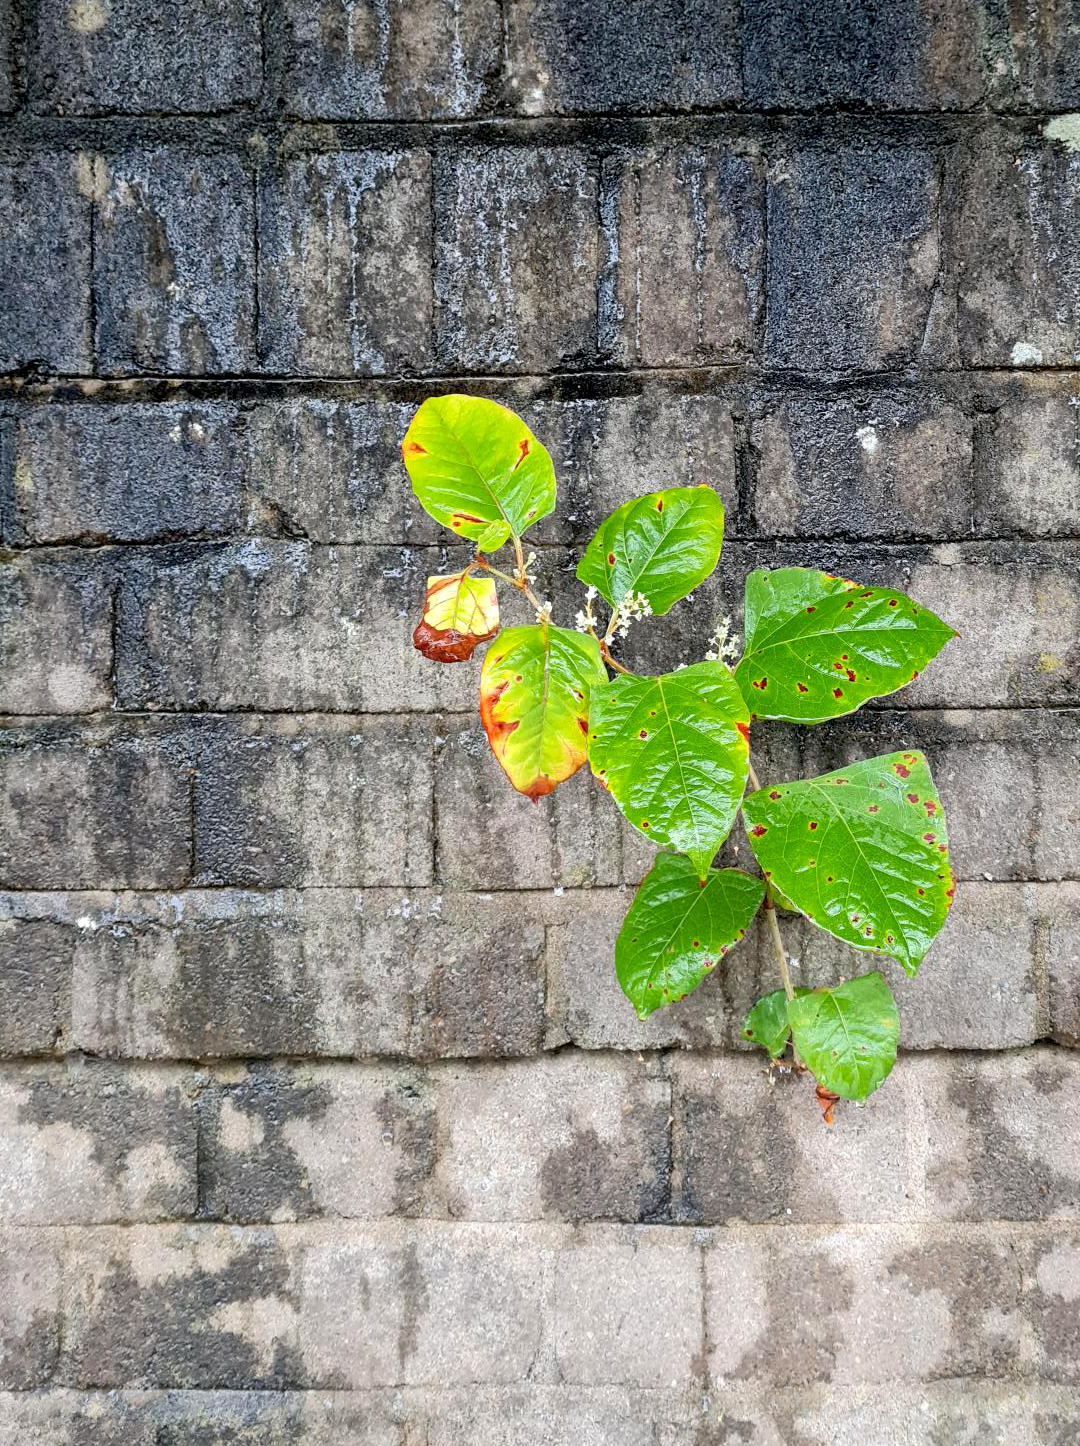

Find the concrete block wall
[[1, 2, 1079, 1441]]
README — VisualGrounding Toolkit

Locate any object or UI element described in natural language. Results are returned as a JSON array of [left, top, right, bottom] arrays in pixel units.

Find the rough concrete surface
[[1, 1, 1079, 1442]]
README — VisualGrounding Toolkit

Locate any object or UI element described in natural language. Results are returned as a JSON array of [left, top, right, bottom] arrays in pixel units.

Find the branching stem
[[747, 760, 798, 1007]]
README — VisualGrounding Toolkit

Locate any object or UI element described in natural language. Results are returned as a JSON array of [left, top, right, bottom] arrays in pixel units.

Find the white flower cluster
[[573, 585, 598, 634], [610, 589, 653, 639], [704, 615, 741, 664], [534, 599, 553, 624], [520, 551, 539, 585]]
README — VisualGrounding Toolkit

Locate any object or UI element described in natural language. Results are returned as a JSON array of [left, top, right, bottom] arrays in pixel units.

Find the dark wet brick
[[504, 0, 740, 113], [0, 1235, 61, 1388], [259, 152, 432, 376], [94, 150, 256, 375], [0, 720, 191, 890], [192, 716, 434, 888], [278, 0, 502, 119], [32, 0, 261, 114], [0, 155, 92, 372], [0, 549, 114, 713], [434, 147, 599, 373], [10, 403, 244, 544], [765, 144, 948, 370], [744, 0, 985, 110], [0, 918, 70, 1055]]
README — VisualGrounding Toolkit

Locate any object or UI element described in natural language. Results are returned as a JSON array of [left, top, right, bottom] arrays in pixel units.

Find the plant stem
[[473, 552, 544, 615], [747, 760, 797, 1006]]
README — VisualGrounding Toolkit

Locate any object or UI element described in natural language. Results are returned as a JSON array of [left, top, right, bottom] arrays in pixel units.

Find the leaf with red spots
[[402, 395, 555, 545], [742, 985, 812, 1059], [575, 486, 725, 615], [479, 624, 606, 800], [786, 972, 899, 1102], [413, 571, 500, 663], [742, 751, 954, 975], [587, 662, 750, 878], [616, 855, 764, 1019], [734, 568, 955, 723]]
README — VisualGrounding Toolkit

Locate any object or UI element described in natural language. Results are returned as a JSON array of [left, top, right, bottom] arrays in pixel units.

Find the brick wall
[[1, 2, 1079, 1442]]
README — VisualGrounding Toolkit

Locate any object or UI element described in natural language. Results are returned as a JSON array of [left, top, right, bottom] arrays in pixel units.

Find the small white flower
[[534, 600, 553, 624], [585, 585, 598, 602], [574, 609, 591, 633], [705, 615, 740, 665]]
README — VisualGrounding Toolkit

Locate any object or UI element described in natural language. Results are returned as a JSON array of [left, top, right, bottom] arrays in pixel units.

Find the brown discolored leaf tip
[[403, 439, 426, 456], [815, 1084, 841, 1126], [413, 619, 495, 663]]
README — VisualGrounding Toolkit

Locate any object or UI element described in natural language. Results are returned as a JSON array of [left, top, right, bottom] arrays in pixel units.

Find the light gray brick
[[193, 716, 433, 887], [33, 0, 261, 113], [900, 558, 1080, 707], [0, 1388, 404, 1445], [504, 0, 740, 114], [603, 146, 763, 366], [752, 392, 975, 538], [956, 132, 1080, 366], [1028, 1230, 1080, 1383], [94, 150, 256, 375], [200, 1063, 436, 1223], [1048, 883, 1080, 1046], [434, 718, 620, 890], [279, 0, 502, 119], [671, 1053, 909, 1224], [10, 403, 244, 543], [259, 152, 432, 376], [920, 1048, 1080, 1221], [116, 540, 477, 713], [0, 917, 70, 1054], [435, 148, 599, 373], [0, 155, 92, 372], [553, 1235, 701, 1387], [0, 1061, 196, 1224], [707, 1226, 1023, 1386], [0, 1233, 60, 1389], [0, 720, 191, 890], [744, 0, 985, 109], [425, 1388, 691, 1446], [0, 549, 113, 712], [977, 383, 1080, 537], [765, 145, 949, 370], [426, 1054, 670, 1222], [60, 889, 546, 1061]]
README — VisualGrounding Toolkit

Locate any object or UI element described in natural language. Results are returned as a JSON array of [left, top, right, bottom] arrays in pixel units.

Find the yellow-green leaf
[[480, 624, 607, 800], [402, 395, 555, 544], [413, 571, 500, 663], [787, 972, 899, 1102]]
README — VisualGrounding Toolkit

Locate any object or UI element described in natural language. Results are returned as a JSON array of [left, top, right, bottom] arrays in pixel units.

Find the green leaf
[[588, 662, 750, 878], [742, 985, 811, 1058], [786, 972, 899, 1101], [576, 486, 724, 616], [476, 520, 512, 552], [742, 750, 954, 976], [480, 624, 607, 801], [617, 855, 764, 1019], [734, 568, 956, 723], [402, 395, 556, 544]]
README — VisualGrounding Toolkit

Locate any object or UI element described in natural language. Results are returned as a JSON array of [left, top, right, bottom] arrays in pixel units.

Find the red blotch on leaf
[[907, 793, 919, 804], [751, 678, 768, 690], [514, 437, 530, 469], [845, 669, 856, 682], [924, 832, 936, 843], [925, 800, 937, 816], [868, 804, 879, 813], [735, 721, 750, 743], [656, 497, 664, 511], [808, 820, 818, 830], [832, 687, 844, 698], [797, 682, 809, 693], [413, 618, 496, 664], [403, 439, 427, 455], [806, 605, 817, 613], [606, 552, 615, 565], [750, 825, 768, 837], [894, 763, 910, 778], [888, 598, 898, 607], [816, 1085, 841, 1127], [769, 790, 781, 799]]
